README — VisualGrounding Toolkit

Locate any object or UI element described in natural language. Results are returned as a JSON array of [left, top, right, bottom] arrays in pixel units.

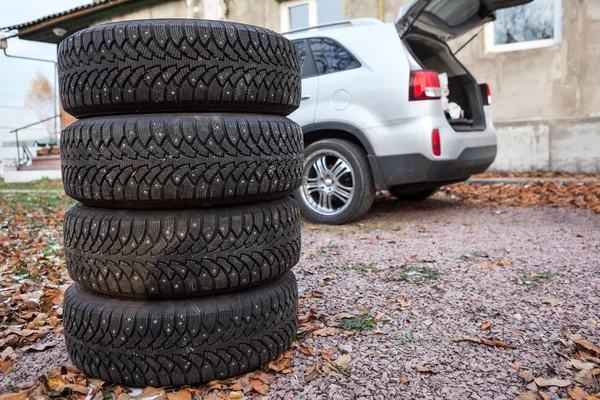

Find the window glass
[[308, 38, 360, 75], [317, 0, 343, 25], [294, 40, 308, 76], [494, 0, 555, 45], [289, 4, 309, 30], [424, 0, 480, 27]]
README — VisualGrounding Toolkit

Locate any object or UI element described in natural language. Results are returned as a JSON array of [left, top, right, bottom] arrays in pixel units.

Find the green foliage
[[388, 264, 441, 284], [339, 312, 377, 331]]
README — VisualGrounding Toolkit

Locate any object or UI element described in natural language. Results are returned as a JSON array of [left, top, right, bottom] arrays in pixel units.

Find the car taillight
[[480, 83, 492, 105], [410, 70, 442, 101], [432, 129, 441, 156]]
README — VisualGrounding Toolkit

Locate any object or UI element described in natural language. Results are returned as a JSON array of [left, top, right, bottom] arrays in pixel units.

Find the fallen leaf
[[534, 377, 571, 387], [574, 369, 594, 385], [21, 341, 57, 352], [587, 319, 597, 326], [480, 321, 493, 331], [228, 392, 244, 399], [0, 392, 28, 400], [132, 387, 166, 399], [334, 354, 351, 368], [400, 376, 409, 384], [249, 378, 269, 395], [568, 387, 587, 400], [313, 327, 337, 337], [541, 297, 563, 307], [453, 336, 517, 350], [575, 338, 600, 357], [166, 390, 192, 400], [476, 262, 492, 270], [412, 365, 438, 373], [56, 384, 89, 394], [515, 392, 541, 400], [334, 313, 355, 320], [519, 370, 534, 383], [1, 360, 13, 374], [400, 297, 412, 307], [566, 359, 595, 371]]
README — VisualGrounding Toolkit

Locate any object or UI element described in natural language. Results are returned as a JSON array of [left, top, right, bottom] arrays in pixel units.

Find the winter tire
[[64, 198, 301, 298], [63, 272, 298, 387], [58, 20, 301, 118], [60, 113, 303, 208]]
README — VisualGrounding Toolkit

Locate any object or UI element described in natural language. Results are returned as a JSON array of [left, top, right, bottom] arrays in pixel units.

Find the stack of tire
[[58, 19, 303, 387]]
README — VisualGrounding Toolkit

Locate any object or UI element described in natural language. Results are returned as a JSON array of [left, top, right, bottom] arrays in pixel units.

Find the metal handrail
[[10, 114, 59, 166]]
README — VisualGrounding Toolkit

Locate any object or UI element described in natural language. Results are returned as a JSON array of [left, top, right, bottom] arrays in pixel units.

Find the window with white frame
[[280, 0, 343, 32], [484, 0, 562, 53]]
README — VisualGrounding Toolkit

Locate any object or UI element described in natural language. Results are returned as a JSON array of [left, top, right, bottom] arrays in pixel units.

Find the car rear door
[[396, 0, 534, 41], [288, 39, 319, 126]]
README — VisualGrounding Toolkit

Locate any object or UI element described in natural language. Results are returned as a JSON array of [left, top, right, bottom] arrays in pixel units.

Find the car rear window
[[308, 37, 360, 75]]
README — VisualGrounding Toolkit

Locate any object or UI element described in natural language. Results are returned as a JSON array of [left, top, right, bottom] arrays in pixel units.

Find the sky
[[0, 0, 92, 109]]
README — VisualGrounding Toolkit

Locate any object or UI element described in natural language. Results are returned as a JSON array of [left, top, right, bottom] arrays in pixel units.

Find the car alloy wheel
[[300, 149, 355, 216]]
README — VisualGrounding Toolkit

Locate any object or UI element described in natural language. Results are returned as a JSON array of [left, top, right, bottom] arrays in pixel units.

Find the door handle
[[301, 95, 311, 101]]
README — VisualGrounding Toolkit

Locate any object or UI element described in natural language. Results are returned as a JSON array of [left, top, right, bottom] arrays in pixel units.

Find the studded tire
[[64, 198, 301, 299], [58, 19, 300, 118], [60, 113, 303, 208], [63, 272, 298, 387]]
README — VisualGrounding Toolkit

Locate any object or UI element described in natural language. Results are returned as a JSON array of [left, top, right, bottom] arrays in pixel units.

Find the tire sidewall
[[294, 139, 374, 224]]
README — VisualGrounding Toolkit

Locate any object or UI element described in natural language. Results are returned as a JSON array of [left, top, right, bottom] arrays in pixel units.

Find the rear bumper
[[375, 145, 497, 188]]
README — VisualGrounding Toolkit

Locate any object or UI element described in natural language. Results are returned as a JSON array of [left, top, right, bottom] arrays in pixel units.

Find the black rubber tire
[[294, 139, 375, 225], [60, 113, 304, 208], [64, 198, 301, 299], [63, 272, 298, 387], [58, 20, 301, 118], [389, 187, 439, 201]]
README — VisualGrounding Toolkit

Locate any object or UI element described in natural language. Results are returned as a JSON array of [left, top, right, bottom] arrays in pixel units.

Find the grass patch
[[343, 262, 377, 272], [391, 328, 424, 350], [387, 264, 441, 284], [0, 178, 63, 191], [520, 271, 553, 288], [338, 312, 377, 331], [313, 244, 339, 257]]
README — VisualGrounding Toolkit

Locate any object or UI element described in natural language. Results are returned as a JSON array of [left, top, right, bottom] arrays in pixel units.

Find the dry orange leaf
[[166, 390, 192, 400], [249, 378, 269, 395], [534, 377, 571, 387], [412, 365, 438, 373], [400, 376, 409, 384], [0, 392, 28, 400], [480, 321, 493, 331], [313, 327, 337, 337], [575, 338, 600, 357]]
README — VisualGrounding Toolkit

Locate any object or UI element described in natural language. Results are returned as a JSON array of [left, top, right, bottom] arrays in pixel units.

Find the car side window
[[294, 40, 308, 75], [308, 37, 360, 75]]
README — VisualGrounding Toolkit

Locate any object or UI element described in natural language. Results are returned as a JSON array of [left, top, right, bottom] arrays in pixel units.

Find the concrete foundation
[[491, 117, 600, 173]]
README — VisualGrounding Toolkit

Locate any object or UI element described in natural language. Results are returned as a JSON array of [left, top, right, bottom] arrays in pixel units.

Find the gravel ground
[[2, 198, 599, 399]]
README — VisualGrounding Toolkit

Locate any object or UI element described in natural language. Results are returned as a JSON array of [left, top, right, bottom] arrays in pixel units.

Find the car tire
[[389, 187, 439, 201], [64, 198, 301, 298], [61, 114, 304, 208], [58, 20, 301, 118], [294, 139, 375, 225], [63, 272, 298, 387]]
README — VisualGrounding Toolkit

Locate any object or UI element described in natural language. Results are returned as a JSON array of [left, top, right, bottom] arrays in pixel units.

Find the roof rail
[[282, 20, 353, 35]]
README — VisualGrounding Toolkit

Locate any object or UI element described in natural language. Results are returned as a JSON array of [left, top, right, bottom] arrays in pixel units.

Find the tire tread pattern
[[58, 20, 301, 117], [64, 199, 301, 298], [63, 272, 298, 387], [60, 114, 304, 208]]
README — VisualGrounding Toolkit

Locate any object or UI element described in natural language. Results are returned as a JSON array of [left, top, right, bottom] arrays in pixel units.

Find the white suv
[[285, 0, 530, 225]]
